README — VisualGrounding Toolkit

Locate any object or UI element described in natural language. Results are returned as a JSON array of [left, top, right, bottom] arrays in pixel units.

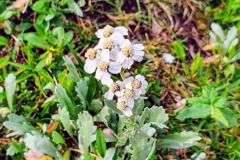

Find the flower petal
[[84, 59, 97, 74], [114, 26, 128, 35], [101, 72, 112, 85], [122, 107, 133, 117], [95, 29, 103, 38], [95, 69, 103, 80], [109, 62, 121, 74], [104, 91, 114, 100]]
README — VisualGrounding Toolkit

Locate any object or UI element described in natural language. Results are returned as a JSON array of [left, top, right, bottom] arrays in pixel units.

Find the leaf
[[75, 79, 88, 109], [32, 0, 48, 13], [6, 139, 22, 156], [52, 131, 65, 145], [95, 106, 110, 124], [35, 56, 47, 71], [0, 36, 8, 46], [59, 108, 73, 137], [226, 26, 238, 42], [68, 0, 83, 17], [78, 0, 86, 7], [5, 73, 16, 111], [129, 134, 154, 160], [104, 148, 116, 160], [63, 55, 81, 83], [141, 124, 156, 137], [96, 129, 107, 157], [3, 114, 39, 137], [55, 85, 76, 118], [190, 52, 202, 75], [157, 131, 201, 149], [24, 131, 60, 159], [176, 104, 212, 120], [89, 99, 102, 112], [77, 111, 97, 153], [172, 41, 186, 62], [145, 106, 169, 128], [104, 99, 123, 115], [132, 98, 145, 116], [0, 55, 10, 68], [23, 33, 48, 49], [211, 23, 225, 41]]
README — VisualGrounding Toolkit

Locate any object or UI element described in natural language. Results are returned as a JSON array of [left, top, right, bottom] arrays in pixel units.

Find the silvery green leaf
[[55, 85, 76, 117], [5, 73, 16, 111], [157, 131, 201, 149], [6, 139, 22, 156], [226, 26, 238, 42], [94, 106, 110, 124], [59, 108, 74, 137], [89, 98, 102, 112], [211, 23, 225, 41], [3, 114, 39, 137], [141, 124, 156, 137], [43, 82, 55, 91], [24, 131, 61, 159], [209, 31, 218, 46], [75, 80, 88, 109], [129, 134, 154, 160], [132, 98, 145, 115], [223, 39, 231, 54], [230, 52, 240, 62], [228, 38, 239, 52], [77, 111, 97, 153], [68, 0, 83, 17], [145, 106, 168, 128], [104, 148, 116, 160], [63, 55, 81, 83]]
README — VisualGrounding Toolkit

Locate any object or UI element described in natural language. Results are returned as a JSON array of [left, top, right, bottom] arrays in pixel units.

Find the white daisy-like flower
[[95, 25, 128, 47], [84, 48, 101, 74], [123, 75, 148, 98], [116, 39, 144, 69], [116, 99, 133, 117], [95, 38, 120, 61], [117, 88, 135, 108], [163, 53, 175, 63], [104, 80, 124, 100], [95, 50, 122, 85]]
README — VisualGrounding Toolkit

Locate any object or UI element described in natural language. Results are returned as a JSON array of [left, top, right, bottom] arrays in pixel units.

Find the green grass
[[0, 0, 239, 159]]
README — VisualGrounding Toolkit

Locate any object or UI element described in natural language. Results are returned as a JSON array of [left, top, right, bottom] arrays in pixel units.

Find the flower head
[[117, 39, 144, 69], [95, 50, 121, 85], [117, 99, 133, 117], [104, 80, 123, 100], [84, 48, 101, 74], [163, 53, 175, 63]]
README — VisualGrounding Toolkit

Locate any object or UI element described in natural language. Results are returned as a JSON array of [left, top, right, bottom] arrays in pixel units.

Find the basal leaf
[[77, 111, 97, 153], [59, 108, 73, 137], [145, 106, 168, 128], [5, 73, 16, 111], [24, 131, 61, 159], [96, 129, 106, 157], [104, 148, 116, 160], [157, 131, 201, 149]]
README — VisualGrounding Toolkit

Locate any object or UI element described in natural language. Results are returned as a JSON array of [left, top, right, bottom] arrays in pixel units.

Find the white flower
[[116, 39, 144, 69], [95, 50, 122, 85], [123, 75, 148, 97], [116, 99, 133, 117], [163, 53, 175, 63], [84, 48, 101, 74], [104, 80, 124, 100], [95, 38, 120, 61], [117, 88, 135, 108], [95, 25, 128, 47]]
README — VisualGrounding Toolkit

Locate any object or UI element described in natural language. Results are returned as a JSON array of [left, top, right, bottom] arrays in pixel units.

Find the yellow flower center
[[98, 61, 108, 72], [117, 101, 126, 111], [110, 82, 120, 93], [124, 89, 134, 99], [132, 80, 141, 89], [121, 45, 133, 57], [103, 25, 114, 37], [87, 48, 97, 60], [103, 38, 114, 50]]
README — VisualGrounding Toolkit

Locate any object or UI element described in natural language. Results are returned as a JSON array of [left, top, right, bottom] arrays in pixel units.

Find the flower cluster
[[84, 25, 147, 116]]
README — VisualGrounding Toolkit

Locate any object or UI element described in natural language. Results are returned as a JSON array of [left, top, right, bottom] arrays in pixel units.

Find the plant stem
[[120, 70, 126, 80]]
